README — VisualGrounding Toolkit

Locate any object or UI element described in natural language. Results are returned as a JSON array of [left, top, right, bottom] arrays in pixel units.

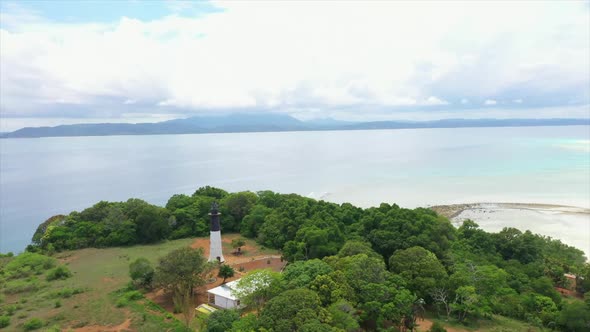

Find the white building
[[207, 280, 241, 309]]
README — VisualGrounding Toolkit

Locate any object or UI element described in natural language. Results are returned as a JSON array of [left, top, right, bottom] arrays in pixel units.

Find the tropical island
[[1, 187, 589, 331]]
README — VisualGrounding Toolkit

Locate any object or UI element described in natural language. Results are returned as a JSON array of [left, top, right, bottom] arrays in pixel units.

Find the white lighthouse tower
[[208, 202, 225, 263]]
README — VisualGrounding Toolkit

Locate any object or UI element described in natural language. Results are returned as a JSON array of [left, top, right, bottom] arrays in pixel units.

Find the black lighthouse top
[[209, 202, 221, 232]]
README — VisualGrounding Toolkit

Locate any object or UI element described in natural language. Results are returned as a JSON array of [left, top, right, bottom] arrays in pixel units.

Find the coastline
[[430, 202, 590, 219], [430, 202, 590, 259]]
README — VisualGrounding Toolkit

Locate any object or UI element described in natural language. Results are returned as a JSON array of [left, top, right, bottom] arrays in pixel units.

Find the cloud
[[0, 1, 588, 126], [513, 99, 523, 104], [424, 96, 449, 106]]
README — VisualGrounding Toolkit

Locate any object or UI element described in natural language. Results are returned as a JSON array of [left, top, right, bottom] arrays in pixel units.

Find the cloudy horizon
[[1, 0, 589, 132]]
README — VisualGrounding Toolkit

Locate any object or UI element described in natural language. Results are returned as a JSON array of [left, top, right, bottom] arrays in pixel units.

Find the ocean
[[1, 126, 589, 253]]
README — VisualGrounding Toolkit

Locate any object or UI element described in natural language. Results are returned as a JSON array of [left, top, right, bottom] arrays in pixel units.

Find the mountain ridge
[[2, 113, 589, 138]]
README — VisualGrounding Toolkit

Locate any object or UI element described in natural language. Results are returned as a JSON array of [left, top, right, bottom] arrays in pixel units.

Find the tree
[[338, 240, 381, 260], [229, 313, 259, 332], [165, 194, 193, 211], [240, 205, 272, 238], [430, 287, 452, 319], [232, 269, 283, 312], [155, 247, 208, 326], [283, 259, 333, 289], [134, 205, 170, 243], [450, 286, 480, 322], [231, 238, 246, 255], [218, 264, 235, 284], [222, 192, 258, 228], [129, 258, 154, 288], [259, 288, 323, 332], [558, 301, 590, 332], [206, 309, 240, 332], [389, 246, 447, 300], [193, 186, 228, 199], [523, 294, 558, 327], [381, 288, 417, 330], [327, 300, 360, 331], [309, 274, 345, 306]]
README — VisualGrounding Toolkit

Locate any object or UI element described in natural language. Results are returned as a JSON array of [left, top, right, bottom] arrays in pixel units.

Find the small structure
[[208, 202, 225, 263], [564, 273, 577, 290], [195, 304, 218, 316], [207, 280, 241, 309]]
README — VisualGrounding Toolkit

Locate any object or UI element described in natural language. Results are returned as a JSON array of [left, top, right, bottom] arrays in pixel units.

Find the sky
[[0, 0, 589, 131]]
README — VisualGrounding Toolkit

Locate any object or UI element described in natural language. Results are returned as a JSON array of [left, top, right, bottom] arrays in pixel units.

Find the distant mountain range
[[2, 113, 589, 138]]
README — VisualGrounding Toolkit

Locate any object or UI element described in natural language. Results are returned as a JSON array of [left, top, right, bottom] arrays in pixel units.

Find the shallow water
[[453, 204, 590, 258], [1, 126, 589, 253]]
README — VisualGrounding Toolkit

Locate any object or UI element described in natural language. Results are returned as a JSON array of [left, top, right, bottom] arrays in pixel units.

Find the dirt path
[[70, 318, 133, 332], [416, 319, 468, 332]]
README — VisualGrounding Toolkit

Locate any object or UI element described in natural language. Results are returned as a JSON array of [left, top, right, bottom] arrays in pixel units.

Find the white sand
[[452, 203, 590, 259]]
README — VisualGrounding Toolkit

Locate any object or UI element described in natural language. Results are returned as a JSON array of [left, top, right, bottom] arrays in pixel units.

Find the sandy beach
[[431, 203, 590, 259]]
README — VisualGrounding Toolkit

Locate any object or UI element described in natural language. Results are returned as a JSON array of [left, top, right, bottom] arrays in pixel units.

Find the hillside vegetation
[[5, 187, 590, 331]]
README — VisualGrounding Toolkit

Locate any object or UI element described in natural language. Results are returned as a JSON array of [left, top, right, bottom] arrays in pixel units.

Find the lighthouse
[[208, 202, 225, 262]]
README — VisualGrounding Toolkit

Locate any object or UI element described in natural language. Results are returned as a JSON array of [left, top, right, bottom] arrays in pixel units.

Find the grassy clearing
[[424, 314, 547, 332], [1, 238, 193, 331], [0, 234, 282, 331]]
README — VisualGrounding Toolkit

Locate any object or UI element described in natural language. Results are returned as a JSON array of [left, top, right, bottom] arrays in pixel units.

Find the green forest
[[14, 187, 590, 331]]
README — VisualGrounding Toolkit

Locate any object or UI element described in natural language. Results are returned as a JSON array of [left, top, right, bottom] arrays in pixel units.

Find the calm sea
[[1, 126, 589, 253]]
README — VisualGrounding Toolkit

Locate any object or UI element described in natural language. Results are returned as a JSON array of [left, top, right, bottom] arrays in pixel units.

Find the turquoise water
[[1, 126, 589, 253]]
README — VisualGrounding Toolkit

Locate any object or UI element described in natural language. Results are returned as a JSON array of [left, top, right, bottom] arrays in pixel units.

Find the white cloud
[[0, 1, 588, 123], [513, 99, 523, 104], [424, 96, 449, 106]]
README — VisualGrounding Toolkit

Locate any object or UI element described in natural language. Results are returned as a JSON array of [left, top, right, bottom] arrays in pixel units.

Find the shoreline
[[431, 202, 590, 259], [429, 202, 590, 219]]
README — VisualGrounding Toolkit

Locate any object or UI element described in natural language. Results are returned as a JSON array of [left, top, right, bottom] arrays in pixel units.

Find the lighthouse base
[[208, 231, 225, 263]]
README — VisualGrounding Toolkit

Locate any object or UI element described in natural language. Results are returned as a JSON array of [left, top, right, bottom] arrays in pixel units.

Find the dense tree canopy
[[27, 186, 589, 331]]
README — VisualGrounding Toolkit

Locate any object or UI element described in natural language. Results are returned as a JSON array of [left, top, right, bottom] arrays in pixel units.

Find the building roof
[[195, 304, 218, 315], [207, 279, 240, 300]]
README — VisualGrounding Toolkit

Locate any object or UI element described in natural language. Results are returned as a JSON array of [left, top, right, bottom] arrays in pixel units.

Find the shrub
[[49, 287, 85, 299], [50, 312, 65, 322], [123, 290, 143, 301], [4, 253, 55, 279], [0, 315, 10, 328], [115, 298, 128, 308], [46, 266, 72, 281], [129, 258, 154, 288], [54, 300, 61, 308], [23, 317, 43, 331], [3, 279, 43, 294], [3, 305, 17, 316], [45, 325, 61, 332], [429, 321, 448, 332]]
